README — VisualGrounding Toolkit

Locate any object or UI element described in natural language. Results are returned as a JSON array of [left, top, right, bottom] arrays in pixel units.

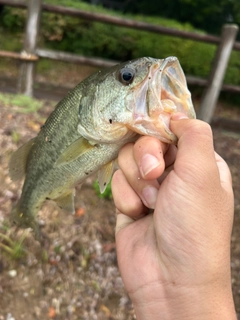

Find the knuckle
[[133, 136, 167, 160], [187, 120, 212, 137]]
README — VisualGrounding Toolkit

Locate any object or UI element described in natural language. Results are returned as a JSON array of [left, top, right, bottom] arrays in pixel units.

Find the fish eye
[[119, 68, 135, 85]]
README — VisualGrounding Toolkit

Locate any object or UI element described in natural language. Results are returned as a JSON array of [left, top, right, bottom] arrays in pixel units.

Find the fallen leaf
[[49, 257, 58, 265], [100, 304, 111, 317], [27, 120, 41, 132], [75, 207, 85, 217], [48, 307, 56, 318]]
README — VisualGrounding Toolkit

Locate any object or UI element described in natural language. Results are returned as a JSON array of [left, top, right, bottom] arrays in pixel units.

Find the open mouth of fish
[[127, 56, 195, 143]]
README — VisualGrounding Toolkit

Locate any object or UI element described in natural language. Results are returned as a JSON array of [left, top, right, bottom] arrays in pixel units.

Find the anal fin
[[54, 189, 75, 214]]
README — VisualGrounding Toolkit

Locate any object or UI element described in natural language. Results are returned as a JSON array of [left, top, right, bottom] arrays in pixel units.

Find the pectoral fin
[[9, 138, 36, 181], [54, 189, 75, 214], [98, 161, 115, 194], [55, 137, 95, 166]]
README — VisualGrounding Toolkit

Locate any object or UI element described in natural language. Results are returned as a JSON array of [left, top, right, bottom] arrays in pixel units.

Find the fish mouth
[[129, 57, 196, 143], [156, 57, 195, 118]]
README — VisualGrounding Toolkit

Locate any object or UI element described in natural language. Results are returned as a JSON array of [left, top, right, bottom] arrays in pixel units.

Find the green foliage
[[11, 131, 21, 143], [0, 6, 26, 31], [0, 93, 43, 113], [44, 0, 122, 14], [40, 4, 240, 86], [0, 2, 240, 86], [110, 0, 240, 39], [54, 245, 62, 254], [41, 250, 49, 262], [93, 180, 113, 200], [0, 31, 23, 51], [38, 9, 216, 80]]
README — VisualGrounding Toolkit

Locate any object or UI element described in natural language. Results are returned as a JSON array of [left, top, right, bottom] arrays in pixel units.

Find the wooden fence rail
[[0, 0, 239, 122]]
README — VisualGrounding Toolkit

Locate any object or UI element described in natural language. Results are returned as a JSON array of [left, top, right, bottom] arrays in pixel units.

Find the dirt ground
[[0, 90, 240, 319]]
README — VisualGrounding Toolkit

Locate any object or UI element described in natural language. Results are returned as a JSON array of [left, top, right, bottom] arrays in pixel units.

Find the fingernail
[[140, 154, 160, 178], [142, 186, 158, 209], [171, 112, 189, 121]]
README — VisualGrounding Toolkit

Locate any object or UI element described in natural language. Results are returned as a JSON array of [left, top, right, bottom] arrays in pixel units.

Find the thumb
[[170, 116, 219, 181], [170, 116, 216, 164], [170, 115, 232, 193]]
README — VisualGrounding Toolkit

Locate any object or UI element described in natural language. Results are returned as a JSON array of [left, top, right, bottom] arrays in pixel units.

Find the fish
[[9, 56, 196, 230]]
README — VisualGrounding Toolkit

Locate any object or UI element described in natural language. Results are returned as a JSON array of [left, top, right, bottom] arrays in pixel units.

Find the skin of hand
[[111, 114, 236, 320]]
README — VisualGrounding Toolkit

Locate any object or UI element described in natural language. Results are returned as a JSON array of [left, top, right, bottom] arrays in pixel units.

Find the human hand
[[112, 115, 236, 320]]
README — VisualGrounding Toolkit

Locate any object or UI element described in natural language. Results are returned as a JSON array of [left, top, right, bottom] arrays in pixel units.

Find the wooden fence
[[0, 0, 239, 123]]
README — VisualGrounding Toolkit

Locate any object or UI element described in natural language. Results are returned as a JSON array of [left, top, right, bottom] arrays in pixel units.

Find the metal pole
[[198, 24, 239, 123], [18, 0, 42, 96]]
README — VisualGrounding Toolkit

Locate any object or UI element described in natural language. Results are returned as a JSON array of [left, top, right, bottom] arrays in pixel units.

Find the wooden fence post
[[198, 24, 239, 123], [18, 0, 42, 96]]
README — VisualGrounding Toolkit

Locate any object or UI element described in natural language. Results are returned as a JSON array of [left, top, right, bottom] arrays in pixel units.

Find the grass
[[0, 92, 43, 113], [0, 231, 27, 260]]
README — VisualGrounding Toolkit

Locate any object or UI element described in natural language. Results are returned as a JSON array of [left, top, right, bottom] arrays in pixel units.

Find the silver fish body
[[9, 56, 195, 229]]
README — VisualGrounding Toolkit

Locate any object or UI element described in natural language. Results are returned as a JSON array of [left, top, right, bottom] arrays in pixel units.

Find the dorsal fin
[[9, 138, 36, 181], [55, 137, 95, 166]]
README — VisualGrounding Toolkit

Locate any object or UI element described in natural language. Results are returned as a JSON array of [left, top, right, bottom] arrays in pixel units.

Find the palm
[[116, 171, 195, 294], [116, 213, 165, 295]]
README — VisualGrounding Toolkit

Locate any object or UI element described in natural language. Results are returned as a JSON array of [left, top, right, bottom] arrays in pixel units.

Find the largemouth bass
[[9, 56, 195, 229]]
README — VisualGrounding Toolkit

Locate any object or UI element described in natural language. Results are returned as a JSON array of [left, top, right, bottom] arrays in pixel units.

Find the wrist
[[131, 280, 236, 320]]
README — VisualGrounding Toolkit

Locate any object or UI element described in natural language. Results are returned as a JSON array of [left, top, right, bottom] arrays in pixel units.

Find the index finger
[[133, 136, 170, 180]]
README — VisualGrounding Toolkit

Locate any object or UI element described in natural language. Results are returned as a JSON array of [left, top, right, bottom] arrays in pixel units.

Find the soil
[[0, 85, 240, 319]]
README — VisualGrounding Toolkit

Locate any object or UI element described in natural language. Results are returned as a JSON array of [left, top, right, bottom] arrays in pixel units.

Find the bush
[[0, 1, 240, 86], [0, 6, 26, 31]]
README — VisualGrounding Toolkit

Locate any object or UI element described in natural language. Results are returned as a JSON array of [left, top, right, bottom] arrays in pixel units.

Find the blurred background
[[0, 1, 240, 319], [0, 0, 240, 99]]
